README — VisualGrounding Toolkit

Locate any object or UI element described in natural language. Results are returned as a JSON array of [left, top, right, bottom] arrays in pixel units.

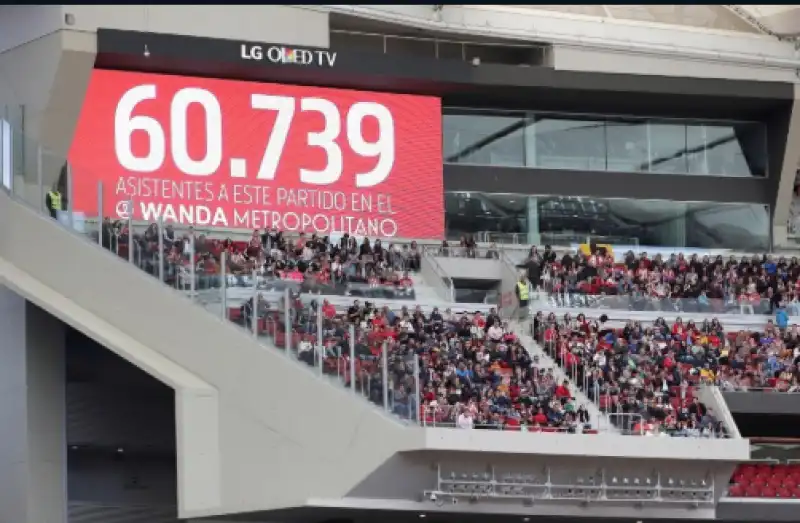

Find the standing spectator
[[776, 303, 789, 333], [457, 407, 474, 429], [515, 274, 531, 320], [45, 183, 63, 219]]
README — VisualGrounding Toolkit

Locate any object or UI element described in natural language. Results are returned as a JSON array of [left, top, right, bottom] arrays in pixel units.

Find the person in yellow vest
[[45, 186, 63, 219], [515, 274, 530, 320]]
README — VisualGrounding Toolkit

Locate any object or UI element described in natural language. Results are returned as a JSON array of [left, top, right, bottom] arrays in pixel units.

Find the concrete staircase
[[510, 319, 617, 433]]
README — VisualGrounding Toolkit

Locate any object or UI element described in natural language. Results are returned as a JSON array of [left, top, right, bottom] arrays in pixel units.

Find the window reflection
[[531, 118, 606, 171], [605, 120, 649, 172], [702, 123, 765, 177], [443, 114, 526, 166], [649, 123, 689, 174], [444, 192, 527, 241], [444, 191, 770, 251], [442, 109, 767, 177]]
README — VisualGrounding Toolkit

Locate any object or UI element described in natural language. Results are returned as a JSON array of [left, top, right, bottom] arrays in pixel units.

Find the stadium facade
[[1, 5, 800, 523]]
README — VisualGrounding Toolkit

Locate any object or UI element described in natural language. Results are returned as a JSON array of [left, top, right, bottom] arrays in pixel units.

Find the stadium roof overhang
[[95, 29, 793, 122], [736, 5, 800, 37]]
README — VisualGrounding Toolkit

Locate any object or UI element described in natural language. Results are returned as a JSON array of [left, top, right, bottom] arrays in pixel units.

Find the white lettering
[[377, 194, 394, 214], [227, 211, 401, 237], [139, 202, 228, 227], [259, 46, 337, 67], [240, 44, 263, 61], [266, 46, 284, 64]]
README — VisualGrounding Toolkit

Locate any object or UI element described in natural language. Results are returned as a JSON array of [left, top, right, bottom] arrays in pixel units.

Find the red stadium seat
[[744, 484, 763, 497], [728, 484, 744, 497]]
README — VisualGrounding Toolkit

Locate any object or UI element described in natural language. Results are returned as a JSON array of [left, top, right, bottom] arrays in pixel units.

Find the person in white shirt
[[487, 324, 503, 342], [457, 410, 474, 429], [399, 317, 414, 334]]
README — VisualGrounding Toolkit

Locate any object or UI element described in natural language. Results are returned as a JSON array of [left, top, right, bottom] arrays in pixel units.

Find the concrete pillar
[[0, 285, 67, 523], [772, 84, 800, 248]]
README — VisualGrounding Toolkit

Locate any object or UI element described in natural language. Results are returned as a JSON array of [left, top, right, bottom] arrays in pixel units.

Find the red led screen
[[69, 69, 444, 238]]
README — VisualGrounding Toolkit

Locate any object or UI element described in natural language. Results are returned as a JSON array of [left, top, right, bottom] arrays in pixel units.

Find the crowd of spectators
[[534, 310, 800, 436], [520, 245, 800, 316], [101, 221, 421, 300], [237, 297, 594, 433]]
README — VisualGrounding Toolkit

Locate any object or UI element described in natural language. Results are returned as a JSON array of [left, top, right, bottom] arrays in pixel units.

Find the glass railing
[[537, 290, 777, 316], [0, 131, 429, 424]]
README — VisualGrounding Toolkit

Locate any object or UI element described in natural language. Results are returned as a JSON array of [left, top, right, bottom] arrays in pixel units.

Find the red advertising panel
[[69, 69, 443, 239]]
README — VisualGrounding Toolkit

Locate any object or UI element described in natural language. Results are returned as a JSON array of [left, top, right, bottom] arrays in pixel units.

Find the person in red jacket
[[555, 379, 571, 400], [321, 300, 337, 320]]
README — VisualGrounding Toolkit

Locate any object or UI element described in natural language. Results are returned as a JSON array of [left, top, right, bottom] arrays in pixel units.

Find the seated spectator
[[255, 298, 596, 433], [537, 309, 800, 422], [534, 311, 739, 436], [124, 224, 421, 300], [538, 246, 800, 316]]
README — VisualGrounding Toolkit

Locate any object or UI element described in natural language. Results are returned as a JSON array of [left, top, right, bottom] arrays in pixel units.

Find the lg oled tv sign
[[68, 69, 444, 239], [240, 44, 337, 68]]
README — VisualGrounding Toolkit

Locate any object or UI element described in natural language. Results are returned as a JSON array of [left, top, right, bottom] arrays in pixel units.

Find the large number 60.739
[[113, 84, 396, 188]]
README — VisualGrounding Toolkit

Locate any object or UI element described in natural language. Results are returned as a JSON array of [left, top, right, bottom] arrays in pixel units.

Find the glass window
[[444, 192, 528, 241], [648, 123, 689, 174], [442, 113, 526, 167], [700, 122, 766, 177], [605, 120, 649, 172], [442, 110, 767, 177], [529, 117, 607, 171], [445, 191, 770, 251]]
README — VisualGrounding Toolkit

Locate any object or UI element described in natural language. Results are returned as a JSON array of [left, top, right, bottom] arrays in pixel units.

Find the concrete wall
[[419, 253, 453, 301], [434, 256, 505, 280], [770, 84, 800, 248], [550, 45, 798, 82], [0, 189, 415, 519], [723, 390, 800, 416], [0, 287, 67, 523], [0, 5, 330, 180], [65, 5, 329, 47]]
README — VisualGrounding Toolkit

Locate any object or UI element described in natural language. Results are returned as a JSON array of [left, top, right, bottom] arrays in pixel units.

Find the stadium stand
[[99, 219, 761, 437], [535, 311, 800, 393], [521, 247, 800, 316], [116, 223, 600, 432], [532, 312, 734, 437], [8, 5, 799, 520], [104, 222, 421, 301]]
